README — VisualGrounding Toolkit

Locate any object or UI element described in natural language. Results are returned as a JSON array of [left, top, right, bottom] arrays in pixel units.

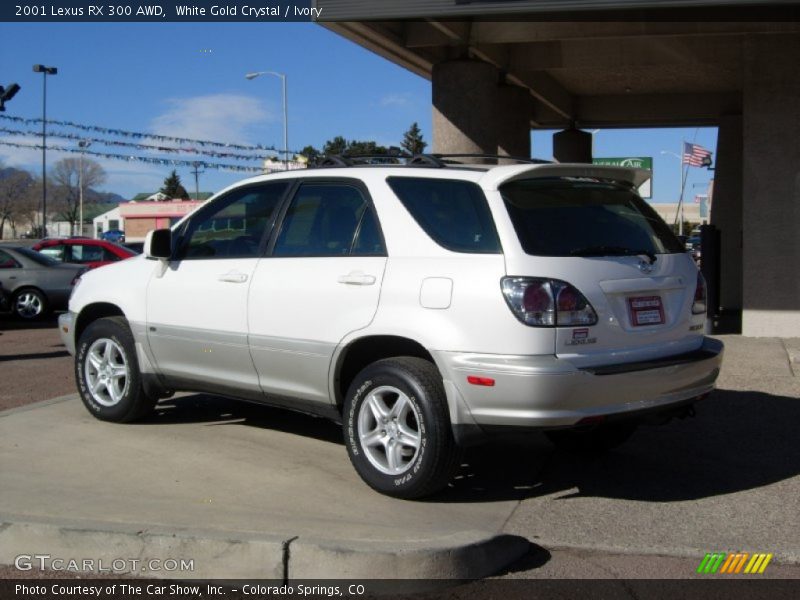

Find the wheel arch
[[332, 335, 436, 412], [75, 302, 126, 345]]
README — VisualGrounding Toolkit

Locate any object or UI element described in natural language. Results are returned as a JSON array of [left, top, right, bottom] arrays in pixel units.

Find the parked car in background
[[0, 281, 9, 311], [32, 238, 137, 270], [685, 235, 702, 265], [0, 246, 85, 319], [101, 229, 125, 243], [123, 242, 144, 255]]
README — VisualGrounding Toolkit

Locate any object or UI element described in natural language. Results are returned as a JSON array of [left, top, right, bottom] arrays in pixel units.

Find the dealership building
[[316, 0, 800, 337]]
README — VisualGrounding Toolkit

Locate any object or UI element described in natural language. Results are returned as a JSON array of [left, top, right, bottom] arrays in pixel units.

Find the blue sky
[[1, 22, 716, 203]]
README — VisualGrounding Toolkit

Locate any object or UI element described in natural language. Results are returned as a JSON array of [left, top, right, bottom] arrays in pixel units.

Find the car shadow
[[0, 313, 60, 332], [436, 388, 800, 503], [139, 388, 800, 505], [0, 350, 69, 362], [144, 393, 344, 445]]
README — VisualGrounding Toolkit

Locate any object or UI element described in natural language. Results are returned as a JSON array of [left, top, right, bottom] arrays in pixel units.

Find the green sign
[[593, 156, 653, 198]]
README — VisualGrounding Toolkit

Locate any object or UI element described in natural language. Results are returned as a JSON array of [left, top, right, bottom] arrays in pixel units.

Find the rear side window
[[500, 179, 685, 257], [387, 177, 501, 254], [70, 244, 104, 263]]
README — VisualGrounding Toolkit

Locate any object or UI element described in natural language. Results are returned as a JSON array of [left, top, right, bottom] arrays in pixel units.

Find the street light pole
[[78, 140, 91, 237], [245, 70, 288, 169], [33, 64, 57, 237]]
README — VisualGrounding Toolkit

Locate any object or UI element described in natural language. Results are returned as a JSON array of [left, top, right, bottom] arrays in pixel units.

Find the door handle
[[218, 271, 248, 283], [337, 272, 376, 286]]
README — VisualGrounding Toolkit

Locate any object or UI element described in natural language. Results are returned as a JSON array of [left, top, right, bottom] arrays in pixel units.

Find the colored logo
[[697, 552, 773, 574]]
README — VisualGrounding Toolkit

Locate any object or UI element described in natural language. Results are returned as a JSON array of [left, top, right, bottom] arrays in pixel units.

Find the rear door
[[247, 179, 387, 405], [498, 177, 701, 367]]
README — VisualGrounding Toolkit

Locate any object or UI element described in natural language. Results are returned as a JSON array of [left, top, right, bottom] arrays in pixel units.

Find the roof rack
[[431, 153, 552, 165], [310, 153, 551, 169]]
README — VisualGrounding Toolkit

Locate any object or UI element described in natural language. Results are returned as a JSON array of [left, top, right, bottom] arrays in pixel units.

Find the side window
[[352, 208, 386, 256], [38, 245, 66, 262], [103, 248, 122, 262], [177, 182, 289, 260], [71, 244, 104, 264], [0, 250, 20, 269], [387, 177, 501, 254], [273, 183, 381, 257]]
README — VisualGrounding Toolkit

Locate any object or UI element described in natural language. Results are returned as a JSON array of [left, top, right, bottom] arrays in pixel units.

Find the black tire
[[546, 421, 637, 453], [344, 357, 461, 499], [75, 316, 156, 423], [13, 288, 48, 320]]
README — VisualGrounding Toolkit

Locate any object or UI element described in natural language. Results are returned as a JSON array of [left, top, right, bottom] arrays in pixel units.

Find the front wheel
[[344, 357, 460, 499], [76, 316, 156, 422]]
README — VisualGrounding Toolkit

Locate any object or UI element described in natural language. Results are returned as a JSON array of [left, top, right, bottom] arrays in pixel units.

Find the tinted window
[[71, 244, 105, 263], [352, 208, 385, 256], [273, 183, 378, 257], [387, 177, 501, 254], [177, 182, 289, 260], [500, 179, 685, 257]]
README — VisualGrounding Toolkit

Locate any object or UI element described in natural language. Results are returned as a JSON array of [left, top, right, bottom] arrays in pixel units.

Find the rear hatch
[[492, 168, 703, 367]]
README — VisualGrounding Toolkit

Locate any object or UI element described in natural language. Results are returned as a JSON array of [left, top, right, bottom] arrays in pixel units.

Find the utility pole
[[191, 162, 204, 200], [78, 140, 91, 236]]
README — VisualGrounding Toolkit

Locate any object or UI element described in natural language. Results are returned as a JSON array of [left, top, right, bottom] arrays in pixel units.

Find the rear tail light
[[501, 277, 598, 327], [692, 271, 707, 315]]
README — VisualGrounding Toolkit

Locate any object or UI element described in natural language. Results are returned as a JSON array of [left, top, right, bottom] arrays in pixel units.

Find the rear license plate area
[[628, 295, 665, 326]]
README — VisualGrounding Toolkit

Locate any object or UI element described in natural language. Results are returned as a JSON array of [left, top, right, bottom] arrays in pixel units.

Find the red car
[[32, 238, 138, 269]]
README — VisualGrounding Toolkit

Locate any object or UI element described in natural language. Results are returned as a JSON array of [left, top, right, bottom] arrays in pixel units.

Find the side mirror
[[145, 229, 172, 260]]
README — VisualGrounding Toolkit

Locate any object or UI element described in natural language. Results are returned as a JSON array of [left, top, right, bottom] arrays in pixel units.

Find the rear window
[[16, 247, 59, 266], [500, 179, 685, 257], [387, 177, 501, 254]]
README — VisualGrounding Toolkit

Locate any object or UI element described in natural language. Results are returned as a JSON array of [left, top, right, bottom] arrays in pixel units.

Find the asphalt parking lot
[[1, 314, 800, 585]]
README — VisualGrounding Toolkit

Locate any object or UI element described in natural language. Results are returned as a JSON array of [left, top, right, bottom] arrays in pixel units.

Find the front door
[[146, 181, 291, 395]]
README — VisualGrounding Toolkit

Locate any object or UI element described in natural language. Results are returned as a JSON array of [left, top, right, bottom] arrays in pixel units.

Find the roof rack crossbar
[[431, 153, 551, 165]]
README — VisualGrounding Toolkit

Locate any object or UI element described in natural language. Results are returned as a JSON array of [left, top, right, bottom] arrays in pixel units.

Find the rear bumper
[[435, 337, 723, 431]]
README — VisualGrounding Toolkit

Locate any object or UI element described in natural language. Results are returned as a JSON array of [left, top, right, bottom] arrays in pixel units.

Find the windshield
[[500, 178, 685, 257], [14, 246, 59, 266]]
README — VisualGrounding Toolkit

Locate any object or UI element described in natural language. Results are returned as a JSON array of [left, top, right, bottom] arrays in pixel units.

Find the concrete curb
[[0, 517, 529, 581]]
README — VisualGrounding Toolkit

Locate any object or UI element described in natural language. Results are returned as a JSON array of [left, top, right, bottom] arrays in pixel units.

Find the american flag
[[683, 142, 712, 167]]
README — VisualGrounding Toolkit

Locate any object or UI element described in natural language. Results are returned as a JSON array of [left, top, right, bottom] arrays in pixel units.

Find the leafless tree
[[50, 157, 107, 235], [0, 170, 35, 239]]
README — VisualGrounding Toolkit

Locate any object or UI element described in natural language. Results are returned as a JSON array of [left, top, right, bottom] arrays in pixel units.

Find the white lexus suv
[[60, 155, 723, 499]]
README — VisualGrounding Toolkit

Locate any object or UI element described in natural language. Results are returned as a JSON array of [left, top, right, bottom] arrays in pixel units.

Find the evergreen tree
[[160, 170, 190, 200], [401, 122, 427, 155]]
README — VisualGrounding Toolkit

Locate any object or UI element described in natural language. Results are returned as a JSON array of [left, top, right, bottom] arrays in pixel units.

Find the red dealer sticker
[[628, 295, 665, 326]]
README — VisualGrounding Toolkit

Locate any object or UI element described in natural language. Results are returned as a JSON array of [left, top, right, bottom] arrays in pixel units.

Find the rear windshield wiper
[[570, 246, 657, 264]]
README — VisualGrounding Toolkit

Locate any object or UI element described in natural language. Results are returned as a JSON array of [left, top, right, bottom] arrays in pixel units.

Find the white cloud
[[379, 93, 414, 108], [150, 94, 273, 144], [0, 135, 45, 171]]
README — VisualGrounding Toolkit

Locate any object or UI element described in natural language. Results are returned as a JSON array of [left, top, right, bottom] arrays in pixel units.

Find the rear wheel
[[13, 288, 47, 320], [344, 357, 460, 499], [76, 316, 156, 422], [546, 422, 637, 453]]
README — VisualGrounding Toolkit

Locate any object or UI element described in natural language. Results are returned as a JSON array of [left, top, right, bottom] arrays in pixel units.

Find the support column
[[553, 126, 593, 163], [496, 84, 532, 159], [710, 114, 743, 318], [433, 60, 499, 156], [741, 34, 800, 336]]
